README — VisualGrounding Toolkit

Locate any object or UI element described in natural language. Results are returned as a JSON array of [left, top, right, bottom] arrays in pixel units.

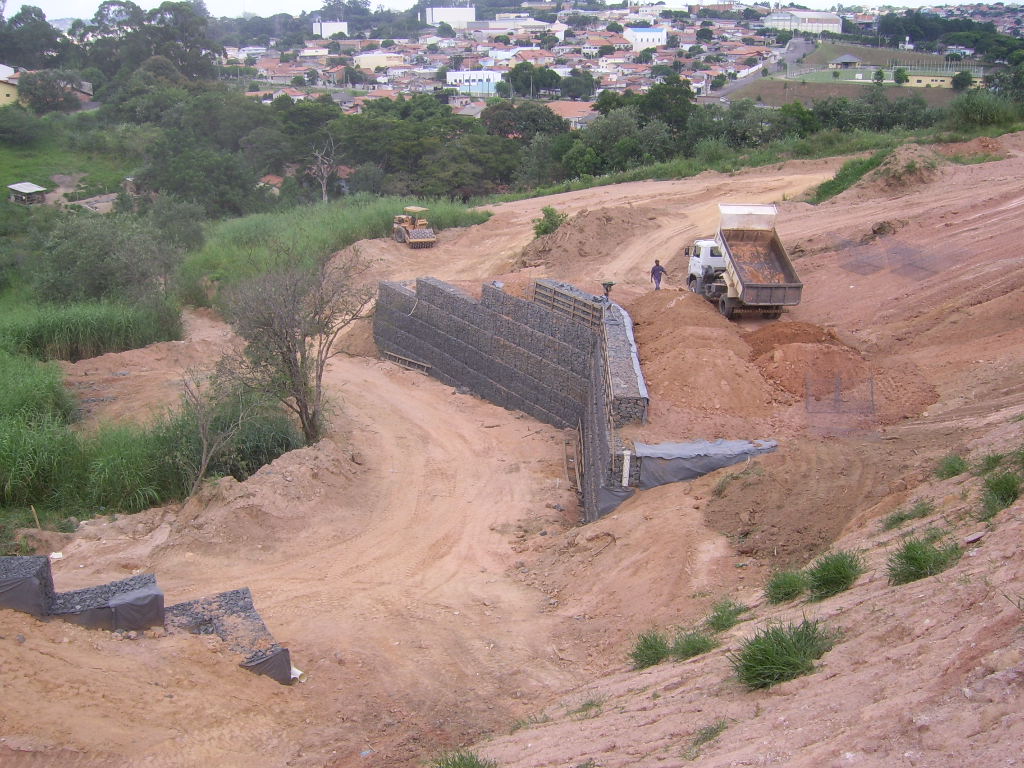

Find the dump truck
[[685, 203, 802, 320], [393, 206, 437, 248]]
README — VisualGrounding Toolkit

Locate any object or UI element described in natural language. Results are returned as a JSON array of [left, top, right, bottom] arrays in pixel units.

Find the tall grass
[[730, 619, 837, 690], [180, 195, 491, 301], [0, 300, 181, 361], [0, 349, 302, 521]]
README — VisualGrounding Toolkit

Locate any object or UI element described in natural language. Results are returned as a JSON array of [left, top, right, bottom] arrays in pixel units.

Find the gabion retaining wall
[[375, 278, 595, 428], [0, 556, 292, 685], [375, 277, 641, 522]]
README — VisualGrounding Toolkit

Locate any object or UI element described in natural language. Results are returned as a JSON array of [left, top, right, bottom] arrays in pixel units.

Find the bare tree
[[221, 252, 374, 444], [307, 136, 337, 203], [178, 369, 251, 496]]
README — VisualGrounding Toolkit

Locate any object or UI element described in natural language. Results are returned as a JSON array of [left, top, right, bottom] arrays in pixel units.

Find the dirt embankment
[[5, 136, 1024, 768]]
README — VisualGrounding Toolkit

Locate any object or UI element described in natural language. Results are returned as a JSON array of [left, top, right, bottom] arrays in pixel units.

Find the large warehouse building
[[761, 9, 842, 34]]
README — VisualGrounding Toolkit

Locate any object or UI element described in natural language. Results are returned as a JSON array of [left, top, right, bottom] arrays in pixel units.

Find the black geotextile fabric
[[50, 573, 165, 631], [634, 440, 778, 490], [166, 587, 292, 685], [0, 556, 55, 616]]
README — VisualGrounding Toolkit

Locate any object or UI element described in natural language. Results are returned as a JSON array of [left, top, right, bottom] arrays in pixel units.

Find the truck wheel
[[394, 228, 405, 243], [718, 297, 736, 320], [694, 278, 704, 296]]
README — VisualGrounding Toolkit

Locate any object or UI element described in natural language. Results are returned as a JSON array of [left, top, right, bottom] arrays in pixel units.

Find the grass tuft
[[764, 570, 808, 604], [705, 598, 749, 632], [682, 719, 728, 760], [805, 550, 865, 601], [729, 619, 837, 690], [936, 452, 969, 479], [670, 629, 719, 660], [568, 697, 604, 720], [429, 749, 497, 768], [980, 471, 1020, 520], [509, 712, 550, 733], [887, 536, 962, 585], [881, 499, 935, 530], [977, 453, 1004, 474], [630, 629, 672, 669]]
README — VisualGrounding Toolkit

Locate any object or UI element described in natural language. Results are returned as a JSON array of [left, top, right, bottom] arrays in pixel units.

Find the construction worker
[[650, 260, 668, 290]]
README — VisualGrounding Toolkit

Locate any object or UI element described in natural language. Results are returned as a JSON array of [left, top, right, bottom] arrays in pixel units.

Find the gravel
[[50, 573, 158, 614]]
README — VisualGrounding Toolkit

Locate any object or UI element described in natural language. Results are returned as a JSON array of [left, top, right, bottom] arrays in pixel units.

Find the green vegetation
[[429, 750, 498, 768], [682, 719, 728, 761], [671, 629, 719, 660], [809, 151, 889, 204], [630, 629, 672, 669], [980, 472, 1021, 520], [887, 536, 962, 585], [0, 342, 300, 553], [181, 196, 489, 298], [509, 712, 550, 733], [946, 153, 1004, 165], [936, 452, 969, 479], [764, 570, 809, 604], [729, 619, 837, 690], [0, 300, 180, 361], [977, 453, 1004, 474], [805, 551, 865, 600], [532, 206, 569, 238], [882, 499, 935, 531], [569, 698, 604, 719], [705, 598, 749, 632], [0, 130, 131, 194]]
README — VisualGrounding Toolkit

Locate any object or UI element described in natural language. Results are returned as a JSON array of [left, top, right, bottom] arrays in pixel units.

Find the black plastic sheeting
[[241, 647, 293, 685], [634, 439, 778, 490], [0, 556, 55, 616], [597, 485, 635, 518], [166, 588, 294, 685], [50, 573, 165, 631]]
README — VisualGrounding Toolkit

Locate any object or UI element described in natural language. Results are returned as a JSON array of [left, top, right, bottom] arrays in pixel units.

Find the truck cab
[[686, 238, 726, 296]]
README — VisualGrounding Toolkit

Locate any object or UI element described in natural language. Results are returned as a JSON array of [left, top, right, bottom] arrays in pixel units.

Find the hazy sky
[[11, 0, 959, 24]]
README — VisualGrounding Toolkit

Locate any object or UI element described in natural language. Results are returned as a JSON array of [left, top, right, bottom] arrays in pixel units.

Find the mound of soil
[[931, 135, 1005, 159], [755, 341, 870, 399], [518, 206, 654, 269], [850, 144, 944, 199], [742, 320, 845, 360]]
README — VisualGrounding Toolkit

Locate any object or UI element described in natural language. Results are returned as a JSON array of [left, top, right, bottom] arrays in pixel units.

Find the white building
[[761, 10, 841, 35], [622, 26, 669, 51], [426, 7, 477, 30], [446, 69, 502, 96], [313, 21, 349, 38]]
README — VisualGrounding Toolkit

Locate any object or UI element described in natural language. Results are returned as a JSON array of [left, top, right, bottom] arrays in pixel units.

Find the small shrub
[[682, 719, 728, 760], [887, 536, 962, 585], [671, 629, 719, 660], [729, 619, 837, 690], [764, 570, 808, 604], [430, 749, 497, 768], [532, 206, 568, 238], [980, 471, 1021, 520], [881, 499, 935, 530], [705, 598, 748, 632], [936, 452, 968, 479], [805, 550, 864, 601], [509, 712, 550, 733], [630, 629, 671, 669], [977, 453, 1004, 474]]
